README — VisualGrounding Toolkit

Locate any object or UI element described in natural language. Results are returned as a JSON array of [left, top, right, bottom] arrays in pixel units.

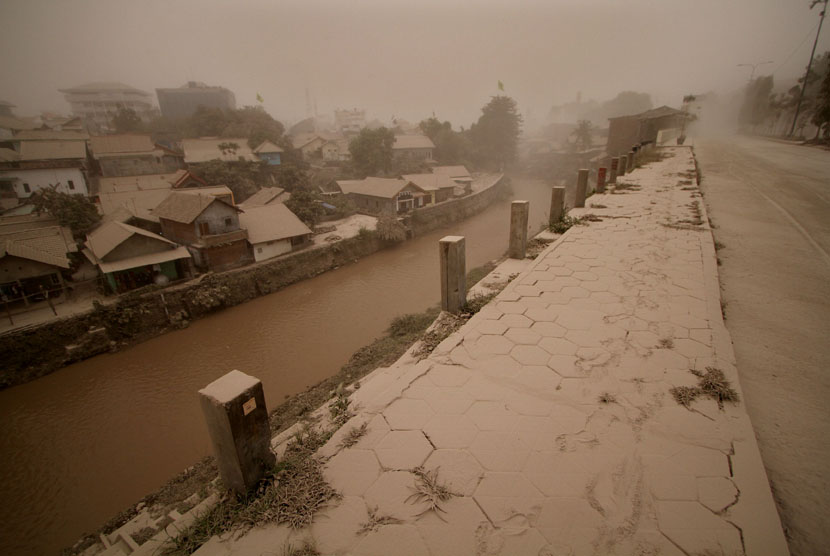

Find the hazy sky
[[1, 0, 828, 129]]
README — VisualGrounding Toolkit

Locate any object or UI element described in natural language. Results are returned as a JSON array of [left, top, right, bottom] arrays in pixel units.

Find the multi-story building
[[155, 82, 236, 120], [334, 108, 365, 134], [58, 82, 156, 131]]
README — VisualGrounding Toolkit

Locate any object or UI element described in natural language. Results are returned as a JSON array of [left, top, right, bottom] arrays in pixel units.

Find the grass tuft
[[598, 392, 617, 404], [358, 507, 401, 534], [406, 467, 459, 521], [670, 367, 739, 410], [339, 422, 369, 449]]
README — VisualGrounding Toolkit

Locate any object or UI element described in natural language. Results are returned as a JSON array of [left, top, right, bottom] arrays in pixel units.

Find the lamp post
[[789, 0, 828, 137]]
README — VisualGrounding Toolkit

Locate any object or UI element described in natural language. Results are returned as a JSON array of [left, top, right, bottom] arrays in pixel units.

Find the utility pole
[[789, 0, 828, 137]]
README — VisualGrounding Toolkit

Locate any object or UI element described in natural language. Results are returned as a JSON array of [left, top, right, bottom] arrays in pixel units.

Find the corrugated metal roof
[[240, 187, 286, 207], [182, 138, 257, 163], [1, 240, 70, 268], [402, 173, 455, 192], [432, 165, 471, 178], [85, 220, 176, 260], [89, 134, 157, 157], [239, 204, 311, 244], [393, 135, 435, 150], [18, 141, 86, 161], [153, 191, 238, 223], [98, 185, 233, 221], [0, 224, 77, 268], [253, 140, 284, 154], [84, 244, 191, 274]]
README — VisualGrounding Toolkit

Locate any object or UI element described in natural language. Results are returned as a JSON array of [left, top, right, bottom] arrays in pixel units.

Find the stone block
[[508, 200, 529, 258], [439, 236, 466, 313], [574, 169, 589, 208]]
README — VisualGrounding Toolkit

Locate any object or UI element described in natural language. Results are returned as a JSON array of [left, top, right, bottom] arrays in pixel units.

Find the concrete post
[[549, 186, 566, 226], [618, 155, 628, 176], [199, 370, 275, 495], [508, 200, 529, 259], [574, 169, 589, 208], [627, 151, 635, 172], [439, 236, 466, 313], [596, 167, 607, 194], [609, 157, 618, 184]]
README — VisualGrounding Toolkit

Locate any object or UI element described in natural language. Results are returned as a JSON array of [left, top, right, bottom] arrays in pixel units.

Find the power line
[[772, 20, 820, 77]]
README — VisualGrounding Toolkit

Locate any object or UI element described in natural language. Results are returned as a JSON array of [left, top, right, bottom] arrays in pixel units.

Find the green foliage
[[31, 188, 100, 239], [285, 189, 324, 227], [326, 194, 357, 219], [348, 127, 395, 177], [192, 159, 263, 202], [112, 107, 143, 133], [570, 119, 594, 152], [738, 75, 774, 128], [375, 214, 407, 242], [469, 95, 522, 170], [271, 164, 309, 192]]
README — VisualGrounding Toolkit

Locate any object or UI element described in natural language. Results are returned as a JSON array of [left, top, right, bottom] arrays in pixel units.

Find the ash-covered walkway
[[205, 148, 788, 555]]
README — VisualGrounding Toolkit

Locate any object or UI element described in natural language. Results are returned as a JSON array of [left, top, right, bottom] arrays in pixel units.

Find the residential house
[[83, 220, 192, 293], [153, 192, 250, 272], [58, 82, 156, 131], [155, 82, 236, 120], [335, 177, 430, 215], [0, 213, 77, 303], [239, 204, 312, 262], [181, 138, 258, 164], [392, 135, 434, 161], [89, 134, 185, 177], [239, 187, 289, 208], [96, 170, 232, 230], [606, 106, 686, 156], [0, 140, 90, 199], [432, 165, 473, 195], [253, 141, 283, 165], [401, 173, 455, 204]]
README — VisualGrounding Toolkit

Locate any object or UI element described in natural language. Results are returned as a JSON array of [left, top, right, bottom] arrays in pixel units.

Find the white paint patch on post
[[574, 169, 589, 208], [439, 236, 466, 313], [199, 370, 275, 495], [550, 186, 566, 226]]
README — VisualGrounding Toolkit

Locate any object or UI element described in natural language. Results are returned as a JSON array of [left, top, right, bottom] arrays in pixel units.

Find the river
[[0, 176, 554, 555]]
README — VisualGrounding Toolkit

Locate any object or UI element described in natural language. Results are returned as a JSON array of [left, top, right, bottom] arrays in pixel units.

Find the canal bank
[[0, 175, 509, 392], [0, 176, 552, 556]]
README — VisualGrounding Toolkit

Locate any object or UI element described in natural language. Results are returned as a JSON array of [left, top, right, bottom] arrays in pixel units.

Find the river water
[[0, 177, 553, 555]]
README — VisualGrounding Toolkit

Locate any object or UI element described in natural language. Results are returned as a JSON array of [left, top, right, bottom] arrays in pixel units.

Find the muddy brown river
[[0, 177, 553, 555]]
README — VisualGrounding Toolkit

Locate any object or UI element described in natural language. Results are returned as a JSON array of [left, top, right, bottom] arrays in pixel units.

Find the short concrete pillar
[[609, 157, 618, 184], [549, 186, 565, 225], [574, 169, 589, 208], [596, 167, 607, 194], [618, 154, 628, 176], [199, 370, 275, 495], [508, 200, 529, 259], [439, 236, 466, 313], [627, 151, 635, 172]]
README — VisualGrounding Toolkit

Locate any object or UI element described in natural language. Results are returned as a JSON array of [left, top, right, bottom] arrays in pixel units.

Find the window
[[199, 221, 210, 236], [67, 180, 75, 190], [23, 183, 30, 193], [257, 247, 263, 253], [224, 217, 232, 228]]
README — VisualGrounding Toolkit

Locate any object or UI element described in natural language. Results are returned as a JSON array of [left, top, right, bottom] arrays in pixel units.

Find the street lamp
[[737, 61, 774, 83]]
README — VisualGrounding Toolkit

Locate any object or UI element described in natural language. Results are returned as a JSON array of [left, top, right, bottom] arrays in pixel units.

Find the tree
[[31, 188, 100, 239], [812, 68, 830, 139], [738, 75, 774, 129], [285, 189, 324, 227], [192, 159, 263, 201], [349, 127, 396, 177], [221, 106, 286, 149], [419, 117, 471, 165], [570, 119, 594, 152], [375, 214, 407, 242], [469, 96, 522, 170], [217, 142, 239, 156], [112, 107, 142, 133]]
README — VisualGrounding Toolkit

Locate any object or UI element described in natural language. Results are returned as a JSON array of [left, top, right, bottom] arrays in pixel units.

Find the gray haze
[[1, 0, 828, 128]]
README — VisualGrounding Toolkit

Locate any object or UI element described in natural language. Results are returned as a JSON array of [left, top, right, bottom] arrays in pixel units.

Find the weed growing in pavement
[[406, 467, 459, 521], [598, 392, 617, 404], [281, 541, 320, 556], [338, 422, 368, 449], [549, 213, 601, 234], [670, 367, 740, 411], [657, 338, 674, 349], [329, 385, 353, 427], [358, 507, 401, 534]]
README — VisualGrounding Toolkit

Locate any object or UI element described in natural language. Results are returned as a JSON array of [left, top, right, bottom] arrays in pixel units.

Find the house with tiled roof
[[83, 220, 192, 293], [89, 134, 185, 177], [181, 138, 258, 164], [154, 192, 250, 271], [392, 134, 434, 161], [0, 214, 77, 304], [239, 204, 312, 262], [239, 187, 289, 208], [335, 177, 430, 214], [253, 141, 283, 166]]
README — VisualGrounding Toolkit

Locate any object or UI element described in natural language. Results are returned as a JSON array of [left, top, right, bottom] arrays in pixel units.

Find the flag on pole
[[497, 80, 504, 92], [256, 92, 264, 103]]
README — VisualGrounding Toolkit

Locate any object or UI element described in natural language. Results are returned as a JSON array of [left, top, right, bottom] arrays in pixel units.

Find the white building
[[58, 82, 156, 131], [239, 204, 312, 262], [0, 141, 89, 199]]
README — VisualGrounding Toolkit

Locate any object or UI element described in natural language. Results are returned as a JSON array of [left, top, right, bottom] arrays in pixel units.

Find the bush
[[375, 215, 407, 242]]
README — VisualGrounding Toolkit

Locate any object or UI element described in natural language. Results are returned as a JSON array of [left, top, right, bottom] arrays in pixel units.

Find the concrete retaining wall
[[408, 174, 508, 235]]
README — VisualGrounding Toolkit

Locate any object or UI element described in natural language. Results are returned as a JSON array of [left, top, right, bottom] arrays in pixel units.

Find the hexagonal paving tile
[[374, 430, 433, 470], [426, 364, 473, 387], [497, 301, 527, 314], [422, 449, 484, 496], [466, 400, 519, 431], [472, 334, 515, 356], [323, 449, 382, 496], [415, 497, 490, 556], [697, 477, 738, 513], [422, 414, 479, 449], [352, 524, 430, 556], [469, 431, 531, 471], [363, 471, 421, 521], [422, 387, 474, 415], [515, 365, 562, 393], [475, 319, 508, 336], [473, 472, 545, 524], [505, 327, 542, 345], [530, 321, 567, 337], [505, 391, 552, 417], [383, 398, 435, 430], [556, 308, 605, 330], [510, 345, 551, 365], [539, 337, 579, 356], [547, 354, 581, 377], [499, 314, 534, 328], [310, 495, 369, 555]]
